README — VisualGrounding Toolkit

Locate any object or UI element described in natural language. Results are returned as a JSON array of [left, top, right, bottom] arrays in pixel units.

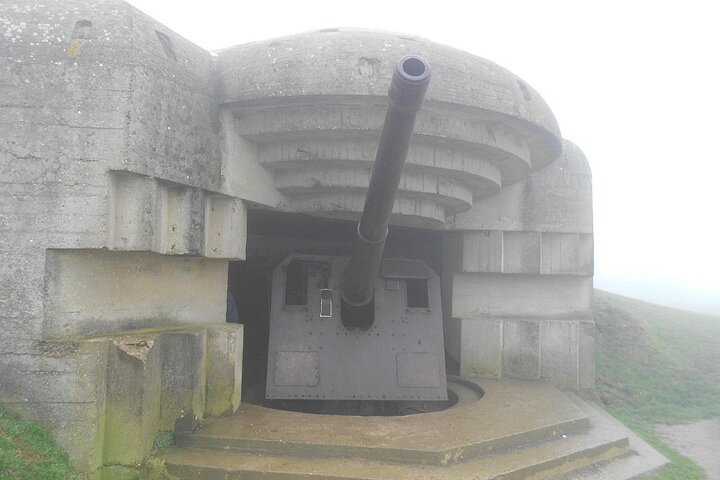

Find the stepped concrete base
[[164, 378, 667, 480]]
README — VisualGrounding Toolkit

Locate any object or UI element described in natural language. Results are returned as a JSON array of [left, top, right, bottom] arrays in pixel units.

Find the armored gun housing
[[265, 56, 449, 402]]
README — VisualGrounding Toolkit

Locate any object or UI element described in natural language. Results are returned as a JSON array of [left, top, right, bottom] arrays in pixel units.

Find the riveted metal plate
[[266, 254, 447, 401]]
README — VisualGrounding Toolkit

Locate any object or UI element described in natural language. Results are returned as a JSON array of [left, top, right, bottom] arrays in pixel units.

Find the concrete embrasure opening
[[228, 209, 449, 412]]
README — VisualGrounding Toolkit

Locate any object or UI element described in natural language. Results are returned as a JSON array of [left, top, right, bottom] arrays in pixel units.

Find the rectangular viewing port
[[284, 260, 307, 305], [320, 289, 333, 317], [406, 278, 429, 308]]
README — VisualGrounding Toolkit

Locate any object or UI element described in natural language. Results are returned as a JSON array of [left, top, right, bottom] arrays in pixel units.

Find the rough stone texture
[[203, 194, 247, 259], [0, 339, 111, 474]]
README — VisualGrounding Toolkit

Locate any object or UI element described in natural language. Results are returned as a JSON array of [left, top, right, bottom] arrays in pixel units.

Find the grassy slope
[[594, 289, 720, 479], [0, 403, 75, 480]]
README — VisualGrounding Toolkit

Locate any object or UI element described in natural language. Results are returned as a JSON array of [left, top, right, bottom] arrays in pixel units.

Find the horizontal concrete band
[[452, 273, 593, 319], [107, 170, 247, 259], [43, 249, 230, 338], [462, 231, 594, 275]]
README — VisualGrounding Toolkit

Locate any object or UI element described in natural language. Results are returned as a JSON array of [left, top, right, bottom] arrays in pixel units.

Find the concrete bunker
[[0, 2, 632, 476]]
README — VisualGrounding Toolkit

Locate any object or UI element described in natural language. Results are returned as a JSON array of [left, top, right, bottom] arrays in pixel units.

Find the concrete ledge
[[107, 170, 246, 260], [452, 273, 592, 319], [44, 249, 228, 337]]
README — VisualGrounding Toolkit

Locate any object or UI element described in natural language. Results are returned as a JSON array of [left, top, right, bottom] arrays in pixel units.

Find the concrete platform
[[165, 378, 667, 479]]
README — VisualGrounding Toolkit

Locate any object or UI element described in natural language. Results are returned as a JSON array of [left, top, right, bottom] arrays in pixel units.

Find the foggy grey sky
[[127, 0, 720, 315]]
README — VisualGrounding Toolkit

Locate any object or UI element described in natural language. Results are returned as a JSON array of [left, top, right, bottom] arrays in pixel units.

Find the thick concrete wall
[[444, 140, 595, 393], [0, 3, 248, 475], [0, 0, 237, 346]]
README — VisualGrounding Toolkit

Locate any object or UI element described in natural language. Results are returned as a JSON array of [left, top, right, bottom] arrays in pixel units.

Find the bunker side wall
[[444, 140, 595, 393], [0, 2, 246, 474]]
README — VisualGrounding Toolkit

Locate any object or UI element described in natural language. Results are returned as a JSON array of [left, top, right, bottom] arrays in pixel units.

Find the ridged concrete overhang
[[217, 30, 562, 227]]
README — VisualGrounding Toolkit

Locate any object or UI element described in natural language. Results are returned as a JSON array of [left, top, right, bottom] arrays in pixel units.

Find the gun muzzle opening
[[400, 56, 429, 79]]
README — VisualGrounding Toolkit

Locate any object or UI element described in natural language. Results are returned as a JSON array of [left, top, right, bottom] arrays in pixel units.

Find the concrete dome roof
[[216, 29, 560, 140], [216, 29, 564, 227]]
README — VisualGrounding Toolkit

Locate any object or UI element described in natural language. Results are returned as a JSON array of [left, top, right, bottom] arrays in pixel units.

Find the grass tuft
[[0, 402, 76, 480]]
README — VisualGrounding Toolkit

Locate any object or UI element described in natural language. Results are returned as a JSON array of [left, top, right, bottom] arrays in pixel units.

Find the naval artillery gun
[[265, 56, 448, 402]]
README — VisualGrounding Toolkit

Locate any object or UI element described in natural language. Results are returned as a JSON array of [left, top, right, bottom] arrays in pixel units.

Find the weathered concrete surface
[[452, 274, 592, 319], [0, 2, 246, 461], [217, 31, 561, 141], [158, 330, 207, 432], [166, 379, 662, 479], [454, 139, 593, 233], [566, 399, 668, 479], [107, 170, 248, 258], [218, 30, 564, 227], [5, 325, 242, 475], [103, 337, 162, 467], [44, 249, 228, 337], [176, 379, 591, 465], [205, 325, 243, 417], [443, 140, 594, 391]]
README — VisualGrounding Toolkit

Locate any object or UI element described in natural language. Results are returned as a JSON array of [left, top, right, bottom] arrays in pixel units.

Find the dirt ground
[[656, 418, 720, 480]]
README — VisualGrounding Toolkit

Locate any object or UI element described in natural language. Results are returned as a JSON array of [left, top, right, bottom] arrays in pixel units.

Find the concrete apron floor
[[165, 378, 668, 479]]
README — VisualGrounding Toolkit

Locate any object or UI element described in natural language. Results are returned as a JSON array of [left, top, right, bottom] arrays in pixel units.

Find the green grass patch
[[0, 402, 76, 480], [594, 289, 720, 479]]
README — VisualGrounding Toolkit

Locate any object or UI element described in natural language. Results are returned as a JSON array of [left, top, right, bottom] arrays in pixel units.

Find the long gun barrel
[[341, 55, 431, 330]]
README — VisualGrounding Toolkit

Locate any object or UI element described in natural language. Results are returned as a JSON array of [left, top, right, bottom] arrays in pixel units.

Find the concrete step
[[165, 379, 667, 479], [175, 415, 587, 466], [562, 399, 668, 479], [165, 421, 629, 480]]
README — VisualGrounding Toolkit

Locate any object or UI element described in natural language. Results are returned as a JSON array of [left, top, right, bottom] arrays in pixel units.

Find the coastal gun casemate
[[265, 56, 448, 402]]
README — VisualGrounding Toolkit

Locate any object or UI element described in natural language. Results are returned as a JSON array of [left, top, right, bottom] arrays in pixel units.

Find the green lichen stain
[[205, 374, 235, 417], [66, 39, 83, 58], [140, 456, 180, 480], [102, 406, 146, 465], [97, 465, 140, 480]]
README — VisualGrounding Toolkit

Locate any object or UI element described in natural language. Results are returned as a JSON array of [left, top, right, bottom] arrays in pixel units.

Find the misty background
[[127, 0, 720, 315]]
